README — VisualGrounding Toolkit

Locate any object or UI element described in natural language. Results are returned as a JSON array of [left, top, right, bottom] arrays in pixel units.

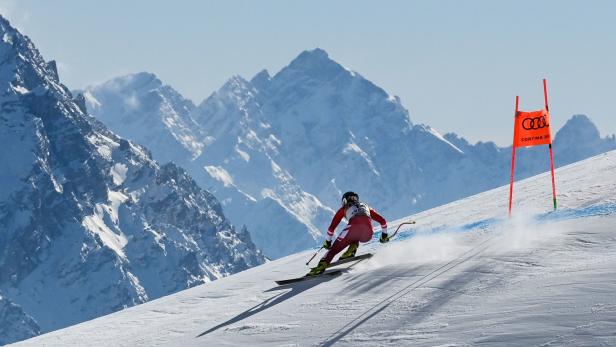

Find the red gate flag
[[508, 79, 557, 216], [513, 109, 552, 147]]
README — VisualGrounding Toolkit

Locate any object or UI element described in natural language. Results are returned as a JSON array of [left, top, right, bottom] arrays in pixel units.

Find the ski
[[329, 253, 373, 267], [275, 269, 342, 286], [276, 253, 373, 285]]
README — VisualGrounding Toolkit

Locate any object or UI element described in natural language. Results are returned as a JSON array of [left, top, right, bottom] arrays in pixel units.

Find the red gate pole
[[549, 144, 557, 209], [508, 95, 519, 217], [508, 147, 517, 217], [543, 78, 549, 112], [544, 79, 557, 210]]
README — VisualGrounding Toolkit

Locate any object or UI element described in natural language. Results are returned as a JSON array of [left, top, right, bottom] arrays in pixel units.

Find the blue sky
[[1, 0, 614, 145]]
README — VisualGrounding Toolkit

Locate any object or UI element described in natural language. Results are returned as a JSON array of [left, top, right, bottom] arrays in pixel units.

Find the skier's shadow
[[196, 273, 341, 337], [338, 265, 426, 296]]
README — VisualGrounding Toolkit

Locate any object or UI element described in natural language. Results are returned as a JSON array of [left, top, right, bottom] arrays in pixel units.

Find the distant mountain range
[[81, 49, 616, 260], [0, 15, 264, 345]]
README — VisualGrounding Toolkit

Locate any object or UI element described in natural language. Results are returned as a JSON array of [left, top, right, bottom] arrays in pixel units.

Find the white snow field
[[18, 150, 616, 346]]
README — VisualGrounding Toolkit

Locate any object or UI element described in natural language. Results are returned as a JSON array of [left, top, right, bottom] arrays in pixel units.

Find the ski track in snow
[[17, 151, 616, 346]]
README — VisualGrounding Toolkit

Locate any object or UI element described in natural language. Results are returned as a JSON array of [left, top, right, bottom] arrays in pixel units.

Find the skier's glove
[[379, 233, 390, 243], [323, 240, 332, 250]]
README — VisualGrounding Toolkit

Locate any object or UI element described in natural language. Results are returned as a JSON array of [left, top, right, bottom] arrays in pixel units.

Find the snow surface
[[19, 150, 616, 346]]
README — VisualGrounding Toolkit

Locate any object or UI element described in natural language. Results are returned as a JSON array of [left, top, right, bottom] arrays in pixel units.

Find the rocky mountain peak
[[555, 114, 600, 142], [218, 75, 255, 96], [289, 48, 331, 67], [250, 69, 271, 90], [0, 15, 68, 98], [278, 48, 349, 83], [98, 71, 163, 93]]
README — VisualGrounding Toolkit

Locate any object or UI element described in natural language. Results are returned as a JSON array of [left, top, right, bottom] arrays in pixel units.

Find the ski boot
[[339, 242, 359, 260], [306, 260, 329, 276]]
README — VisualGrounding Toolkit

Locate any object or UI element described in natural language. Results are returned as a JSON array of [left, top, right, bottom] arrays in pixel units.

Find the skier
[[307, 191, 388, 276]]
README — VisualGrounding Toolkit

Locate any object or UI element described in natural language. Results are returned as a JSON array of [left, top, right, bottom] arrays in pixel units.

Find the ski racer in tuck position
[[307, 191, 388, 276]]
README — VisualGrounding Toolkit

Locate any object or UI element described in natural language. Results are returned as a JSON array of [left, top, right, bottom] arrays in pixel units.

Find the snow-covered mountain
[[188, 74, 336, 259], [21, 149, 616, 346], [0, 15, 265, 344], [78, 72, 206, 163], [84, 73, 336, 259], [83, 49, 616, 261]]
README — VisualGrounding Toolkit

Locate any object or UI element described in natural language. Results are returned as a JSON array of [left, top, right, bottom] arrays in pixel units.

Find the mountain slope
[[0, 15, 265, 344], [83, 73, 333, 259], [190, 75, 335, 258], [21, 150, 616, 346]]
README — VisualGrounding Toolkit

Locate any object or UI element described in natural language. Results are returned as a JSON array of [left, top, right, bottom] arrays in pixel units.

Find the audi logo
[[522, 115, 549, 130]]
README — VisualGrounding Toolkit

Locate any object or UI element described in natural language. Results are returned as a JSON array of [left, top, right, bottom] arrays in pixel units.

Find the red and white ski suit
[[322, 202, 387, 264]]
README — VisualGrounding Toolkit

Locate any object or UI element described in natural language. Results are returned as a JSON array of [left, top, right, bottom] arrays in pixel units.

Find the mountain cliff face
[[0, 15, 265, 344], [83, 49, 616, 261]]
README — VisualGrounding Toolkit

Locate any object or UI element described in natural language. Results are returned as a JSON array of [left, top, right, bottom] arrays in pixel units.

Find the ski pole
[[388, 220, 416, 240], [306, 246, 324, 266]]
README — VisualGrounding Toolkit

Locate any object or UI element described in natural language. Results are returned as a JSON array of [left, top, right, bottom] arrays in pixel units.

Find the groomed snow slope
[[18, 150, 616, 346]]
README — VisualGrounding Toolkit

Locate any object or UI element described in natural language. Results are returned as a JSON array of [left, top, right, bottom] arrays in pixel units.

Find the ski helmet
[[341, 191, 359, 206]]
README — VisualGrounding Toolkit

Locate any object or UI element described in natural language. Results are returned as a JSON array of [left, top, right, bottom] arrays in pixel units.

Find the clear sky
[[1, 0, 615, 146]]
